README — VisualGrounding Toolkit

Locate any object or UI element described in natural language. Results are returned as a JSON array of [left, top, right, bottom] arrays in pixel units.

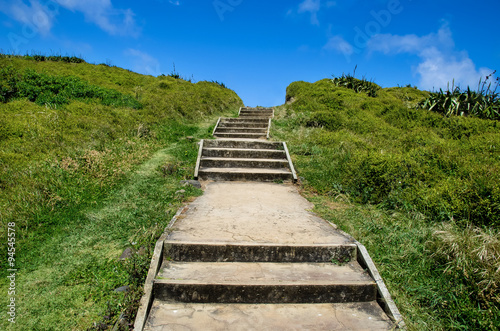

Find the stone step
[[218, 122, 269, 128], [221, 117, 270, 123], [240, 109, 273, 113], [163, 241, 357, 263], [241, 107, 273, 111], [153, 261, 376, 303], [213, 132, 268, 139], [202, 148, 286, 159], [144, 301, 395, 331], [203, 139, 282, 150], [200, 157, 289, 169], [240, 108, 273, 113], [212, 134, 268, 140], [215, 127, 268, 134], [239, 112, 273, 118], [197, 167, 293, 181]]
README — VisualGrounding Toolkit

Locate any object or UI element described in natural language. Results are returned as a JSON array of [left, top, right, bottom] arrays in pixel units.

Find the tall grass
[[420, 71, 500, 120], [331, 66, 381, 97]]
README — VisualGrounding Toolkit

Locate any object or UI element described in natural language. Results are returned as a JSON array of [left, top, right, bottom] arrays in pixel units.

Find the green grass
[[0, 54, 242, 330], [274, 78, 500, 330]]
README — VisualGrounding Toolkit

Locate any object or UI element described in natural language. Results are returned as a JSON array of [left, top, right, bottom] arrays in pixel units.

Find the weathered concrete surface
[[198, 168, 293, 182], [153, 261, 377, 303], [157, 261, 373, 285], [145, 302, 393, 330], [163, 242, 356, 263], [166, 182, 352, 245], [138, 182, 399, 330]]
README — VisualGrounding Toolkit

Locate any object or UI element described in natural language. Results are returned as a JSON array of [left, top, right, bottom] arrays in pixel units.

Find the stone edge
[[212, 117, 221, 137], [282, 142, 298, 182], [133, 205, 188, 331], [193, 139, 204, 180], [332, 225, 406, 330]]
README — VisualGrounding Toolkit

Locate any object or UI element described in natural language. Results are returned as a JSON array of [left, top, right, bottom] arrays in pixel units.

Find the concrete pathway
[[136, 182, 401, 330]]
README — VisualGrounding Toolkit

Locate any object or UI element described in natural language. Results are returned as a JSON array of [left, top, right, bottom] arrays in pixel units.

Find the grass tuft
[[419, 71, 500, 120]]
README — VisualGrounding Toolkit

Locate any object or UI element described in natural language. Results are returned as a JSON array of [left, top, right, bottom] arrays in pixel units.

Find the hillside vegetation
[[273, 78, 499, 330], [0, 55, 242, 330]]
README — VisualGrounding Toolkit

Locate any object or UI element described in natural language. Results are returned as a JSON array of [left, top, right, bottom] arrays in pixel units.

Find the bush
[[0, 67, 142, 109], [419, 72, 500, 120], [278, 79, 500, 228], [331, 67, 381, 97]]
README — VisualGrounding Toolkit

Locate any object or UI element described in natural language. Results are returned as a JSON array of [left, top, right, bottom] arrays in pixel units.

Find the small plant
[[211, 80, 227, 89], [332, 65, 381, 97], [330, 255, 351, 266], [168, 63, 181, 79]]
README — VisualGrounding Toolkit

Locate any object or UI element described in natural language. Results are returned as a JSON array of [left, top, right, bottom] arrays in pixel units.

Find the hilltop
[[272, 77, 499, 330], [0, 54, 242, 330]]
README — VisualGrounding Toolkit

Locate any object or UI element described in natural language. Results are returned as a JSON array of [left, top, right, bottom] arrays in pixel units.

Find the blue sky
[[1, 0, 499, 107]]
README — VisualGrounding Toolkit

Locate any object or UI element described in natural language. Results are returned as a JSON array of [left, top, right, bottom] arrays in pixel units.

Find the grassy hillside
[[0, 55, 243, 330], [273, 78, 499, 330]]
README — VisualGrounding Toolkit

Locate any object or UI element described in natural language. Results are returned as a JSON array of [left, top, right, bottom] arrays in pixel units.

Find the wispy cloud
[[55, 0, 140, 37], [0, 0, 140, 37], [298, 0, 321, 25], [367, 23, 492, 90], [0, 0, 55, 36], [323, 35, 353, 56], [124, 49, 160, 76]]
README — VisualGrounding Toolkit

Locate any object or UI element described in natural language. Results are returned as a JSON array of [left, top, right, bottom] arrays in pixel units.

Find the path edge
[[332, 225, 406, 329], [133, 205, 188, 331]]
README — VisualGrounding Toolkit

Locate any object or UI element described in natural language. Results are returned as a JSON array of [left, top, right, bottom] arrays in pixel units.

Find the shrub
[[419, 72, 500, 120], [0, 67, 142, 109], [332, 67, 381, 97]]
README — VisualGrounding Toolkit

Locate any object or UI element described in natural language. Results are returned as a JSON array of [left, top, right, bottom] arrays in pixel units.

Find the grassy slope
[[0, 56, 243, 330], [273, 79, 499, 330]]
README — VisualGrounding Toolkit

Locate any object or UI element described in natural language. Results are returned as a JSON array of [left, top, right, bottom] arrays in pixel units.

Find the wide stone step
[[197, 167, 293, 181], [153, 261, 376, 303], [218, 122, 269, 128], [202, 148, 286, 159], [239, 112, 273, 118], [240, 109, 273, 113], [203, 139, 283, 150], [215, 127, 268, 134], [144, 301, 395, 331], [163, 241, 357, 263], [200, 157, 289, 169], [221, 117, 270, 123], [217, 122, 269, 130], [214, 132, 267, 139]]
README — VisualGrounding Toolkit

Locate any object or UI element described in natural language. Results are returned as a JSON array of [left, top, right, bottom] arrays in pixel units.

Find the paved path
[[139, 182, 398, 330]]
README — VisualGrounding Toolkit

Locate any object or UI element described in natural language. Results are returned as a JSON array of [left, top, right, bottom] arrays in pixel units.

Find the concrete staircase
[[135, 183, 403, 330], [213, 107, 273, 139], [134, 107, 403, 330], [196, 107, 297, 182]]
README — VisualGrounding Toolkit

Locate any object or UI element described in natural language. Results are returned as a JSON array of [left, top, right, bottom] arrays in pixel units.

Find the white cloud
[[298, 0, 321, 25], [55, 0, 140, 36], [125, 49, 160, 76], [323, 35, 353, 56], [0, 0, 55, 36], [0, 0, 139, 37], [367, 23, 492, 90]]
